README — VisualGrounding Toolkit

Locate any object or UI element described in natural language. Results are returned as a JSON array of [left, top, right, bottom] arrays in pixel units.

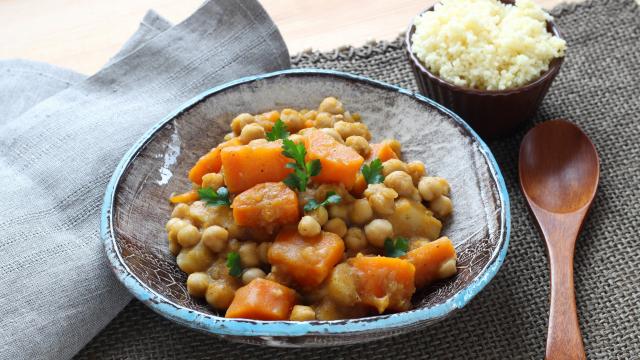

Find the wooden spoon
[[519, 119, 599, 360]]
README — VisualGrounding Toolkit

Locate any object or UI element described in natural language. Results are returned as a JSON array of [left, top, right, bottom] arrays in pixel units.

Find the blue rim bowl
[[101, 68, 511, 347]]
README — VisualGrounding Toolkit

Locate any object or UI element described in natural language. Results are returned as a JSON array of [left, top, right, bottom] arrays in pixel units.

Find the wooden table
[[0, 0, 575, 74]]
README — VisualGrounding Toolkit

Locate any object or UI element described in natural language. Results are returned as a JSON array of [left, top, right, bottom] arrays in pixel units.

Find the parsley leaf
[[197, 186, 230, 206], [384, 237, 409, 258], [362, 159, 384, 184], [265, 119, 290, 141], [226, 251, 242, 277], [303, 191, 342, 212], [281, 139, 321, 192]]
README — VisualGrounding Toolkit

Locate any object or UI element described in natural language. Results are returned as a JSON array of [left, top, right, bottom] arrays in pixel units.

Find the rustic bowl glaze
[[101, 69, 510, 347], [405, 0, 564, 140]]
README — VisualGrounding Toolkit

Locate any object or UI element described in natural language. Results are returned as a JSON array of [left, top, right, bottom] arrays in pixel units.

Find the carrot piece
[[169, 189, 200, 204], [404, 237, 457, 288], [225, 278, 297, 320], [304, 129, 364, 189], [268, 227, 345, 288], [188, 138, 242, 185], [349, 255, 415, 313], [220, 140, 293, 193], [232, 182, 300, 228], [368, 140, 399, 162]]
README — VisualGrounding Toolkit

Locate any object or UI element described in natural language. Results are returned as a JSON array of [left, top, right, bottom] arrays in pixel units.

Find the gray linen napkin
[[0, 1, 289, 359]]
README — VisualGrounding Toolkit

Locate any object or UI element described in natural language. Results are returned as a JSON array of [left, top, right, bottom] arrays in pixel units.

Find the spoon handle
[[546, 239, 586, 360]]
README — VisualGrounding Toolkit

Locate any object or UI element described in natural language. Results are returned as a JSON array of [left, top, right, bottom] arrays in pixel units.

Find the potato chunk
[[385, 198, 442, 240]]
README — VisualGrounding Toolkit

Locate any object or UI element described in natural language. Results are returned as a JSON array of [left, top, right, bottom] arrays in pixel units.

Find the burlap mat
[[77, 0, 640, 358]]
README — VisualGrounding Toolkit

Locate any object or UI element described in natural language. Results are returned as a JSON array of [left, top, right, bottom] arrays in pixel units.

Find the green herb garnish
[[198, 186, 231, 206], [384, 237, 409, 258], [303, 191, 342, 212], [362, 159, 384, 184], [265, 119, 290, 141], [226, 251, 242, 277], [281, 139, 321, 192]]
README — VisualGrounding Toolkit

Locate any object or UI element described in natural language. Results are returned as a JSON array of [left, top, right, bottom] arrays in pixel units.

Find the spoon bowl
[[519, 119, 599, 360], [520, 120, 599, 213]]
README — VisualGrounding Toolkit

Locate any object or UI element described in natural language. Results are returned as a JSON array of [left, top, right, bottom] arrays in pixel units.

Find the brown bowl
[[405, 1, 564, 140]]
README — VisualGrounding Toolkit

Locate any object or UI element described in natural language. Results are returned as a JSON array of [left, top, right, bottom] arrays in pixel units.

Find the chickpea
[[406, 161, 426, 185], [342, 111, 356, 123], [345, 136, 371, 157], [418, 176, 451, 201], [430, 195, 453, 218], [307, 206, 329, 226], [364, 184, 398, 216], [381, 159, 408, 177], [239, 123, 265, 144], [303, 110, 318, 121], [320, 128, 344, 143], [315, 184, 352, 203], [201, 225, 228, 252], [318, 96, 344, 114], [165, 217, 183, 232], [201, 173, 224, 190], [437, 258, 457, 279], [257, 242, 271, 264], [228, 238, 241, 252], [227, 223, 245, 240], [288, 134, 304, 144], [323, 218, 347, 238], [177, 224, 201, 247], [290, 305, 316, 321], [315, 112, 334, 128], [298, 215, 322, 237], [238, 242, 260, 267], [344, 227, 367, 251], [176, 242, 214, 274], [223, 132, 235, 141], [230, 113, 255, 135], [168, 240, 181, 256], [248, 138, 268, 146], [387, 139, 401, 156], [241, 267, 266, 285], [349, 199, 373, 225], [328, 204, 349, 222], [334, 121, 371, 140], [364, 219, 393, 248], [384, 171, 416, 197], [171, 203, 190, 219], [186, 272, 210, 297], [205, 280, 236, 310], [280, 108, 305, 132]]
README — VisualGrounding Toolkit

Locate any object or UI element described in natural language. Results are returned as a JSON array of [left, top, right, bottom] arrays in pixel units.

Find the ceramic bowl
[[405, 0, 564, 140], [101, 69, 510, 347]]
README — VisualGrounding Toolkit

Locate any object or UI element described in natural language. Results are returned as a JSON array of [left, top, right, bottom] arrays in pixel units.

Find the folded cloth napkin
[[0, 1, 289, 359]]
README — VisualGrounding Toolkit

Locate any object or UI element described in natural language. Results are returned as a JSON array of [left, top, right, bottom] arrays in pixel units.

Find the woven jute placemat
[[77, 0, 640, 358]]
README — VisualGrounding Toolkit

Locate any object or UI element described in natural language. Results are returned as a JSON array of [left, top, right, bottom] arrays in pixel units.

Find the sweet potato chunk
[[349, 255, 415, 313], [268, 227, 345, 288], [405, 237, 457, 288], [221, 140, 293, 193], [368, 140, 399, 162], [232, 182, 300, 228], [304, 129, 364, 189], [386, 198, 442, 240], [188, 138, 242, 185], [225, 278, 296, 320]]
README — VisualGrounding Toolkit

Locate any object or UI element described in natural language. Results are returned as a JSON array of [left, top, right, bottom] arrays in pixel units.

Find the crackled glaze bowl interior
[[102, 69, 510, 347]]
